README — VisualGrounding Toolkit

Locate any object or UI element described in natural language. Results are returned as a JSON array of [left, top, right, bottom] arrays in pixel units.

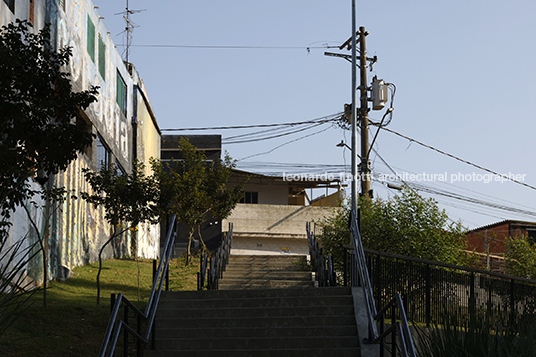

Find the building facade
[[224, 171, 344, 256], [466, 220, 536, 272], [1, 0, 160, 282]]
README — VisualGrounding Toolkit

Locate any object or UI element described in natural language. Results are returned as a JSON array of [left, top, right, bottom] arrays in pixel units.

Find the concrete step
[[225, 255, 307, 268], [155, 325, 358, 339], [145, 347, 360, 357], [152, 335, 359, 350], [156, 304, 355, 319], [158, 294, 353, 309], [222, 270, 312, 279], [218, 280, 314, 289], [155, 314, 358, 329], [159, 286, 351, 299], [147, 286, 361, 356]]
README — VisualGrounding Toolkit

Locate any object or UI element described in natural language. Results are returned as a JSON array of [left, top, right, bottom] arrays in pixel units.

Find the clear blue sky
[[93, 0, 536, 229]]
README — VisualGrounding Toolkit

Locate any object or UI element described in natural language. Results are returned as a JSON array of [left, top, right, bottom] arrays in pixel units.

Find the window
[[29, 0, 35, 25], [87, 15, 95, 62], [96, 135, 110, 169], [240, 192, 258, 204], [58, 0, 65, 12], [116, 71, 127, 116], [3, 0, 14, 13], [98, 34, 106, 79], [116, 163, 126, 177]]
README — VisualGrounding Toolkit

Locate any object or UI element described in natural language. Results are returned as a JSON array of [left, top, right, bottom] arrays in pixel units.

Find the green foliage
[[0, 20, 98, 224], [0, 233, 40, 338], [0, 19, 98, 335], [413, 309, 536, 357], [0, 258, 198, 355], [151, 137, 245, 254], [81, 161, 160, 228], [505, 235, 536, 279], [81, 161, 161, 304], [318, 188, 470, 271]]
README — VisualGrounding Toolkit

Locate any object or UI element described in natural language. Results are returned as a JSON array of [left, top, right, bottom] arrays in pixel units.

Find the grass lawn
[[0, 257, 198, 357]]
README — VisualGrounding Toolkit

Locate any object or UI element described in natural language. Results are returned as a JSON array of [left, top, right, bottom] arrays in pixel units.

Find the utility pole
[[350, 0, 358, 214], [326, 6, 387, 207], [358, 26, 371, 197]]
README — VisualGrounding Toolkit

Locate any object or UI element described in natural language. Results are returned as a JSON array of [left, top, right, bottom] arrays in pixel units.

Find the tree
[[505, 235, 536, 279], [0, 20, 98, 333], [151, 137, 245, 263], [81, 161, 160, 305], [318, 188, 470, 273], [0, 20, 98, 227], [22, 187, 68, 310]]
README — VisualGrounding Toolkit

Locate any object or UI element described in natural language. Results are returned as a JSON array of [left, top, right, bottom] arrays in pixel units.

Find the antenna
[[114, 0, 146, 64]]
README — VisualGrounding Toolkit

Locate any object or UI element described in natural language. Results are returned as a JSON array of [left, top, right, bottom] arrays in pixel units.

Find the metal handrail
[[306, 222, 336, 287], [198, 223, 233, 290], [349, 209, 416, 357], [98, 214, 177, 357]]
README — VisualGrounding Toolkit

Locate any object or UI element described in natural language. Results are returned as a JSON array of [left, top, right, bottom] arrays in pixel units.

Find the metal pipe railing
[[198, 223, 233, 290], [349, 209, 416, 357], [306, 222, 336, 287], [98, 214, 177, 357]]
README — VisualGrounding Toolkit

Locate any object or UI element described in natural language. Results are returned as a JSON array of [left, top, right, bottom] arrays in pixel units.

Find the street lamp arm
[[336, 140, 361, 158]]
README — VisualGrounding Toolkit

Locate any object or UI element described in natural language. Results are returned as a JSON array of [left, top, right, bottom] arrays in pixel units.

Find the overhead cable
[[379, 126, 536, 192], [161, 113, 343, 132]]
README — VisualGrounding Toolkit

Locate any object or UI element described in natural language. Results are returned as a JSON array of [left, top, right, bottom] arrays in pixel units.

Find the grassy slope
[[0, 258, 197, 357]]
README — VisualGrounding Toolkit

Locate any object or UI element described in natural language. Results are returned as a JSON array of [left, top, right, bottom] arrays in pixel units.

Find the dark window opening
[[98, 34, 106, 80], [240, 192, 258, 204], [96, 135, 111, 169], [116, 71, 127, 116], [3, 0, 14, 13], [116, 163, 126, 177], [87, 14, 95, 62], [527, 229, 536, 245]]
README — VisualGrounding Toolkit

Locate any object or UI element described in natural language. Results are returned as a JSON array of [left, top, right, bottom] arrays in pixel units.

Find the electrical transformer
[[371, 77, 388, 110]]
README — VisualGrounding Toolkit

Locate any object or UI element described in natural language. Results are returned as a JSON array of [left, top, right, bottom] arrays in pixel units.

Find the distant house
[[160, 134, 344, 256], [466, 220, 536, 272], [224, 170, 344, 256]]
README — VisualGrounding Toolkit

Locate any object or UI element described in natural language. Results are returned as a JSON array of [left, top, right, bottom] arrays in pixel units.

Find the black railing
[[348, 211, 416, 357], [98, 214, 177, 357], [306, 222, 336, 287], [198, 223, 233, 290], [343, 247, 536, 329]]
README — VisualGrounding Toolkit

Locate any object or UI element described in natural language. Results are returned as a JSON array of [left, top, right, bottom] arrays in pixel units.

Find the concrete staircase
[[146, 287, 360, 356], [145, 255, 363, 356], [218, 255, 314, 289]]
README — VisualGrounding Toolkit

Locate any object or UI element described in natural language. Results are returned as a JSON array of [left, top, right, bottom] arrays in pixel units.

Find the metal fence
[[343, 246, 536, 328]]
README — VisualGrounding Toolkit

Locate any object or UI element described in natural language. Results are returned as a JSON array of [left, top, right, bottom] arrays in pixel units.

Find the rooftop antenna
[[115, 0, 146, 64]]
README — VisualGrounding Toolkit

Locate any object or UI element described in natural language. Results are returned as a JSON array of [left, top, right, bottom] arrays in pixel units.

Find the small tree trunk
[[23, 204, 47, 309], [96, 227, 127, 305], [137, 256, 141, 301], [186, 227, 195, 266], [197, 225, 208, 253]]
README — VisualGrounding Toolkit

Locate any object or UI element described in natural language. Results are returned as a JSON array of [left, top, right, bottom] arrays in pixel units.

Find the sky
[[92, 0, 536, 230]]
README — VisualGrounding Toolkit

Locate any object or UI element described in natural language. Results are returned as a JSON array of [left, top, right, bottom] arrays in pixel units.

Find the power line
[[238, 126, 332, 161], [379, 126, 536, 192], [161, 113, 342, 132], [121, 44, 340, 50], [223, 122, 328, 144]]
